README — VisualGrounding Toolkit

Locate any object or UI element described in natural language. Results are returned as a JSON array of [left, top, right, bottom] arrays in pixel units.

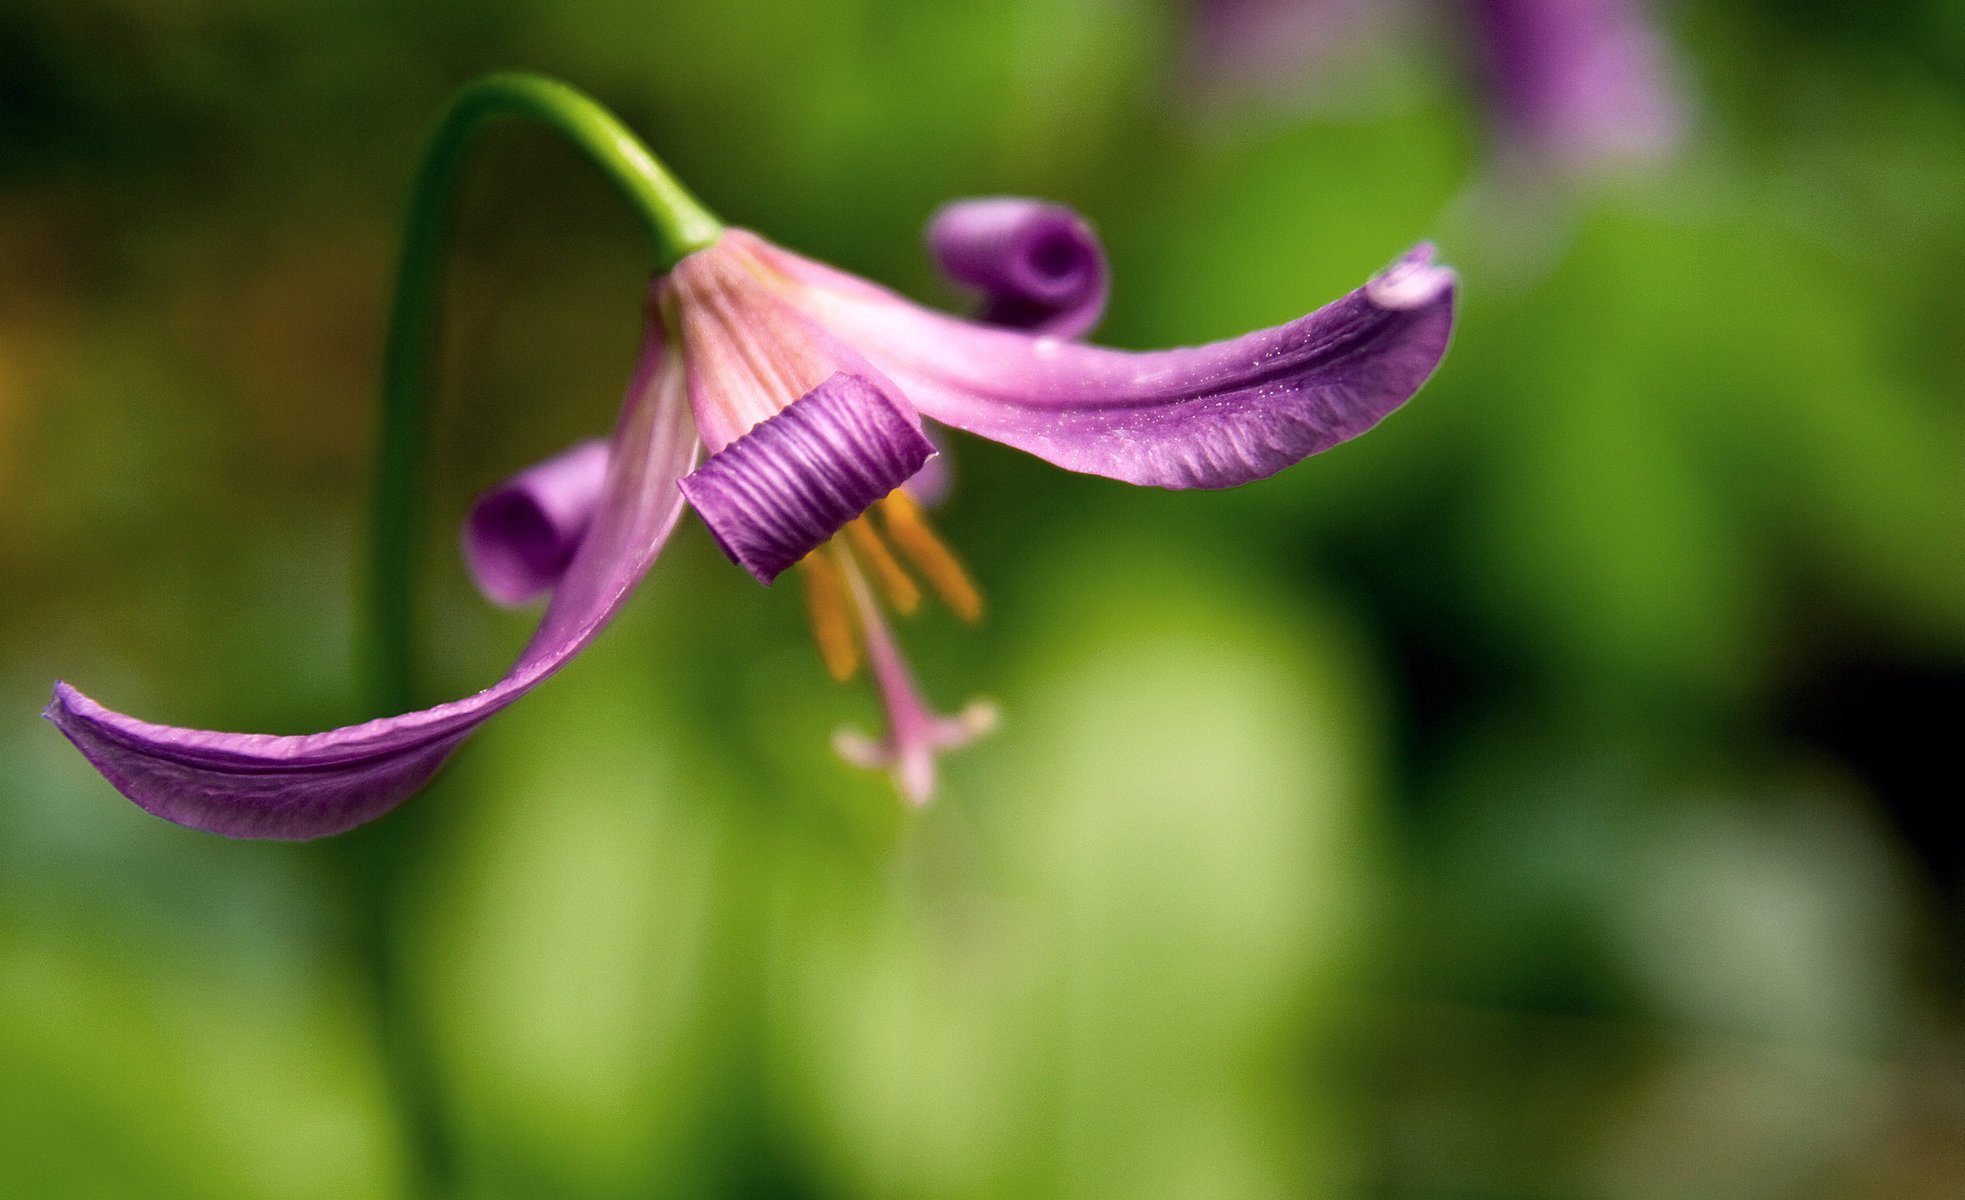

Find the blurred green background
[[3, 1, 1963, 1196]]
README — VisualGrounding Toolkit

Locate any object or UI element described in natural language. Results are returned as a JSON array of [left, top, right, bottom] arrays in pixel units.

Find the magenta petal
[[679, 372, 934, 586], [44, 324, 699, 840], [45, 682, 471, 839], [902, 423, 955, 508], [927, 198, 1109, 339], [463, 439, 611, 607], [797, 242, 1456, 490]]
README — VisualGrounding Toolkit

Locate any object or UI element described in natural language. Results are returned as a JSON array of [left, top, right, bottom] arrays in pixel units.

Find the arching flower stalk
[[45, 81, 1456, 840]]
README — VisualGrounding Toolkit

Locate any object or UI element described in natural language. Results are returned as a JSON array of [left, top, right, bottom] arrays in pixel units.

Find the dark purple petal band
[[44, 322, 699, 840], [927, 198, 1109, 339], [680, 372, 934, 586], [463, 439, 611, 606]]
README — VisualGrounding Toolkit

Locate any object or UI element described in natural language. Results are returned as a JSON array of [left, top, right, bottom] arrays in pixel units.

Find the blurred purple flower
[[1473, 0, 1686, 171], [48, 200, 1454, 838], [1187, 0, 1401, 106], [1188, 0, 1686, 172]]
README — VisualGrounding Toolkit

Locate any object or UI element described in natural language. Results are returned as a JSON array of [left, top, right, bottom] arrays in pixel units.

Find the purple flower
[[1186, 0, 1685, 173], [47, 199, 1454, 838], [1473, 0, 1686, 171], [1186, 0, 1396, 104]]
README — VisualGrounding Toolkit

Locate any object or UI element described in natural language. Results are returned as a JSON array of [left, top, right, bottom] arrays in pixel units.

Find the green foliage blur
[[3, 1, 1962, 1196]]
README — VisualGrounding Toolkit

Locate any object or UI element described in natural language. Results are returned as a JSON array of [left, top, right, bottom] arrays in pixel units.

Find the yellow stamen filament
[[878, 492, 983, 622], [845, 517, 921, 615], [799, 551, 860, 681]]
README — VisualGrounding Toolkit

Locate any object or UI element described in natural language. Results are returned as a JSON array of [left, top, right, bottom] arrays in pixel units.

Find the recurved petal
[[791, 241, 1456, 490], [679, 371, 934, 586], [464, 439, 611, 607], [45, 321, 699, 840], [926, 198, 1109, 339]]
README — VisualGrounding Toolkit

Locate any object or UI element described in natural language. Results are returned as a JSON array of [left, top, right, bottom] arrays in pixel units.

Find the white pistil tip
[[832, 728, 886, 770], [952, 699, 1000, 742], [830, 696, 999, 805]]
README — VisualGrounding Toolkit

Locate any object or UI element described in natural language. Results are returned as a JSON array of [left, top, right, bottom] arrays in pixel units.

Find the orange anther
[[799, 550, 860, 681], [879, 491, 983, 622], [845, 516, 921, 615]]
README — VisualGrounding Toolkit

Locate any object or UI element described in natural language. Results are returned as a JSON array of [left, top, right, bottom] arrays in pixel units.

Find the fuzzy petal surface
[[760, 232, 1456, 489], [46, 327, 698, 839]]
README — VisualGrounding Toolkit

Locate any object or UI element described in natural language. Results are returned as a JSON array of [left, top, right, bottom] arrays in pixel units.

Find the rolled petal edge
[[464, 439, 612, 606], [680, 372, 935, 585], [927, 197, 1110, 339]]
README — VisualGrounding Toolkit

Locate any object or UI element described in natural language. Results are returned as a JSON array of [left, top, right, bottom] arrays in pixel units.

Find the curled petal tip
[[42, 680, 463, 840], [42, 681, 80, 741], [799, 232, 1457, 490], [903, 434, 955, 507], [680, 372, 934, 586], [1365, 244, 1456, 310], [463, 439, 612, 606], [927, 197, 1110, 339]]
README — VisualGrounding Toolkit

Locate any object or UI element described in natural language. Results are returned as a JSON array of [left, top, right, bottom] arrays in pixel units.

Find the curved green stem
[[366, 71, 720, 713], [349, 74, 720, 1197]]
